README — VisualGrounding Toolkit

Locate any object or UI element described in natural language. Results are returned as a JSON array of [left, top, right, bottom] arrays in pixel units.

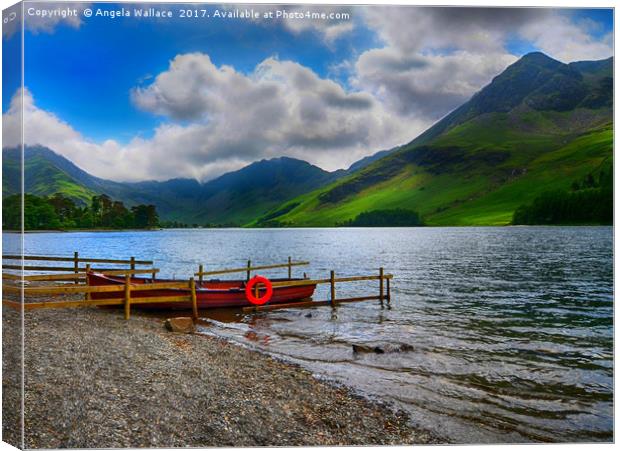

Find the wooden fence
[[242, 268, 393, 313], [195, 257, 309, 282], [2, 253, 394, 319], [2, 253, 157, 283], [2, 276, 198, 320]]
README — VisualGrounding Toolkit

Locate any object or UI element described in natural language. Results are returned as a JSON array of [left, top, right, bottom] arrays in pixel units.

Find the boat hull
[[87, 273, 316, 310]]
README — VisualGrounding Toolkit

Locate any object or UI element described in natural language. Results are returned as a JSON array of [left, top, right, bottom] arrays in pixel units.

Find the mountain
[[2, 147, 341, 225], [4, 53, 612, 227], [184, 157, 339, 225], [346, 148, 398, 173], [3, 146, 103, 204], [253, 52, 613, 227]]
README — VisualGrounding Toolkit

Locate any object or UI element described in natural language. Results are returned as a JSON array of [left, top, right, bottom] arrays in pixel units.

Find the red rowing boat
[[87, 272, 316, 310]]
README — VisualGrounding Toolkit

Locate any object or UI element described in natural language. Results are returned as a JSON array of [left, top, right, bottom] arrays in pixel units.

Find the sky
[[2, 2, 614, 182]]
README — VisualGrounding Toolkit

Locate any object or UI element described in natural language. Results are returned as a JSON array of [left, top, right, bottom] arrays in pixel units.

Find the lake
[[4, 226, 613, 443]]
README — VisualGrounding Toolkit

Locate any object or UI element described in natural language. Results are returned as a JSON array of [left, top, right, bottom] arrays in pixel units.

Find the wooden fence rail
[[2, 253, 154, 286], [2, 265, 153, 272], [2, 268, 160, 282], [195, 257, 309, 283], [2, 277, 197, 320], [2, 255, 153, 265], [2, 252, 158, 288], [243, 268, 393, 312]]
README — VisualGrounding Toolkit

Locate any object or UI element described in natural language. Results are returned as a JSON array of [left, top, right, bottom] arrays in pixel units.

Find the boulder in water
[[352, 343, 413, 354]]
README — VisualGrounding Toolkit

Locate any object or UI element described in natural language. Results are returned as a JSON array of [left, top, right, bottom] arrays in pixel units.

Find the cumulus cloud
[[129, 53, 417, 174], [217, 4, 355, 43], [519, 13, 613, 62], [362, 7, 547, 54], [348, 7, 524, 120], [4, 88, 129, 177], [278, 5, 355, 43], [2, 89, 22, 146], [3, 2, 91, 39], [354, 48, 517, 119], [351, 6, 612, 122], [3, 54, 423, 182], [2, 88, 277, 182]]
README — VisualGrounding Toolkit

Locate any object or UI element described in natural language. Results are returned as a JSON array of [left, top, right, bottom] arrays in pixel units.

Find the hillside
[[3, 147, 99, 205], [253, 53, 613, 227], [2, 147, 342, 226]]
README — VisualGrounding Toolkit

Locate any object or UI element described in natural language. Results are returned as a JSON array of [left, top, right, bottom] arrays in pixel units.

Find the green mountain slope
[[252, 53, 613, 227], [187, 157, 341, 225], [3, 147, 98, 204], [2, 147, 342, 225]]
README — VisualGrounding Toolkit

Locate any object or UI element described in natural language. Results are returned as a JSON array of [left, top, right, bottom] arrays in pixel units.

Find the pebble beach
[[2, 299, 436, 448]]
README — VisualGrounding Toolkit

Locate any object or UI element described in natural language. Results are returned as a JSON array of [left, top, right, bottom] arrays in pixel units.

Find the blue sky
[[2, 3, 613, 182], [16, 3, 378, 141]]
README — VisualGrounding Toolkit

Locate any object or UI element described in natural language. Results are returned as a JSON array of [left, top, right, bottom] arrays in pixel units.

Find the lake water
[[4, 227, 613, 443]]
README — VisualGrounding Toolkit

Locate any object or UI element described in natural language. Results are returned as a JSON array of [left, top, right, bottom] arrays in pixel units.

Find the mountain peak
[[517, 51, 561, 65], [410, 53, 612, 146]]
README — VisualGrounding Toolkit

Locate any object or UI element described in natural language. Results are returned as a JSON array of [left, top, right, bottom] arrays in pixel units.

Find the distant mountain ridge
[[2, 147, 345, 225]]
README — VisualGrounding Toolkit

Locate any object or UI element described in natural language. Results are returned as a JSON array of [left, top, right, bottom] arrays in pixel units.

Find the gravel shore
[[2, 301, 435, 448]]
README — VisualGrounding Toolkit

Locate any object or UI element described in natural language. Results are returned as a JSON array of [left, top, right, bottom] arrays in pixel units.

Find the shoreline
[[1, 223, 613, 235], [2, 300, 437, 448]]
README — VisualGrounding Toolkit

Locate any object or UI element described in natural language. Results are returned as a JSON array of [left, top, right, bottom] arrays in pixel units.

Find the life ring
[[245, 276, 273, 305]]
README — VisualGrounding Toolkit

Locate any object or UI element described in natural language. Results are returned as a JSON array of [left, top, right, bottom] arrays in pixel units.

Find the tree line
[[3, 193, 160, 230], [513, 166, 612, 225], [339, 208, 424, 227]]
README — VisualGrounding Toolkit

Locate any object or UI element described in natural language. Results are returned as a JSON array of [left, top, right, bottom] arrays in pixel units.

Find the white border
[[0, 2, 616, 451]]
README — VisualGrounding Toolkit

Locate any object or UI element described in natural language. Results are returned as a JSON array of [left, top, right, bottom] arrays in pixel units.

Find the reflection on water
[[7, 226, 613, 443]]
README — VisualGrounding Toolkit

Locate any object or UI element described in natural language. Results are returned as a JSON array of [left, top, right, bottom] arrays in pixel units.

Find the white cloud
[[3, 54, 423, 182], [349, 7, 528, 121], [129, 53, 418, 176], [354, 48, 517, 119], [3, 89, 24, 147], [4, 88, 128, 177], [3, 88, 267, 182], [217, 4, 355, 44], [351, 7, 612, 122], [361, 7, 526, 54], [278, 5, 355, 43], [519, 14, 613, 62], [3, 2, 91, 39]]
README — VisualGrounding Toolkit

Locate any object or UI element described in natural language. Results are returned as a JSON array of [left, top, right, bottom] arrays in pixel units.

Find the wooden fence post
[[386, 278, 391, 305], [330, 270, 336, 306], [287, 256, 292, 279], [124, 274, 131, 320], [85, 264, 91, 300], [198, 264, 204, 285], [73, 251, 79, 284], [190, 277, 198, 320], [246, 260, 252, 281], [379, 267, 384, 307], [130, 256, 136, 271], [151, 269, 156, 282]]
